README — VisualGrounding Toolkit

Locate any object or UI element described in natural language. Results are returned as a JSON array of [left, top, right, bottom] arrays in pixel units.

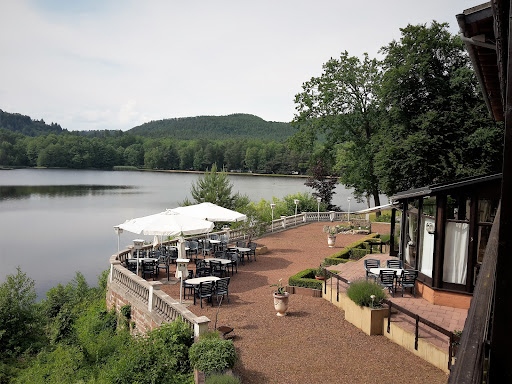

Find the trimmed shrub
[[189, 338, 237, 376], [379, 234, 391, 244], [323, 234, 379, 266], [288, 269, 322, 290], [205, 374, 241, 384], [347, 280, 386, 307], [350, 248, 368, 260]]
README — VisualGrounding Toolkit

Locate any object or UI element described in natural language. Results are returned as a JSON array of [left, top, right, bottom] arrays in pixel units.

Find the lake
[[0, 168, 385, 299]]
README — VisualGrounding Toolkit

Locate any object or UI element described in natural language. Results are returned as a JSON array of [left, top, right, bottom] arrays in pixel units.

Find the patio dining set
[[364, 258, 418, 297], [125, 238, 258, 307]]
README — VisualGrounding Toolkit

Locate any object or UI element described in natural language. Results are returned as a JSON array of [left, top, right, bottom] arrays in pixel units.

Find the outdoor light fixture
[[347, 197, 352, 222], [294, 199, 299, 225], [317, 197, 321, 221], [271, 203, 276, 232], [113, 225, 123, 253]]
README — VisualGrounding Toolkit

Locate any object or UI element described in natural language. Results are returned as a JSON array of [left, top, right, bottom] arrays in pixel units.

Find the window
[[418, 196, 435, 277]]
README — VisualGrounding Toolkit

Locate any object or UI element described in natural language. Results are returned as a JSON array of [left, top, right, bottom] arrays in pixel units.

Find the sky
[[0, 0, 479, 131]]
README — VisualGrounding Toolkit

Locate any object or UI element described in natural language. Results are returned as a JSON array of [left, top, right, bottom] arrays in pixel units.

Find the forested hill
[[0, 109, 66, 136], [127, 113, 294, 141]]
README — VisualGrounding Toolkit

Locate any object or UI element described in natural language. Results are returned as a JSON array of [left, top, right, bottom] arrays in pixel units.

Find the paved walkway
[[158, 222, 450, 384], [333, 252, 467, 350]]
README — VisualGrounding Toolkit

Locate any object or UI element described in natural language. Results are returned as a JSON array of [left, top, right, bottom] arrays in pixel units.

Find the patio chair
[[195, 281, 215, 308], [214, 250, 227, 259], [227, 251, 238, 274], [168, 247, 178, 264], [210, 260, 227, 278], [125, 259, 137, 273], [195, 259, 206, 269], [188, 241, 199, 260], [364, 259, 380, 281], [236, 240, 246, 248], [247, 241, 257, 261], [378, 269, 396, 297], [157, 254, 170, 281], [398, 270, 418, 297], [215, 277, 230, 304], [141, 259, 158, 281], [182, 270, 195, 299], [209, 234, 219, 240], [195, 267, 211, 277], [386, 259, 403, 269], [202, 240, 213, 258]]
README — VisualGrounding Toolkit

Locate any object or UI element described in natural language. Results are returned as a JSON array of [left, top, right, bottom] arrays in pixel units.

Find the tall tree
[[304, 157, 338, 210], [292, 51, 383, 208], [376, 21, 503, 195]]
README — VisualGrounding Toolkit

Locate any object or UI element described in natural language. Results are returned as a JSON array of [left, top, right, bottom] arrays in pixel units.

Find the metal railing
[[322, 269, 460, 371]]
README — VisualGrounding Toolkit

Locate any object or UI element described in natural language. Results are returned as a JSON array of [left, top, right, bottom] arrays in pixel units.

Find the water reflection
[[0, 185, 137, 200]]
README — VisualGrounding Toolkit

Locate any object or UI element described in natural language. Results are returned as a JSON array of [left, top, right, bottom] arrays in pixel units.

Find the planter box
[[342, 294, 388, 335]]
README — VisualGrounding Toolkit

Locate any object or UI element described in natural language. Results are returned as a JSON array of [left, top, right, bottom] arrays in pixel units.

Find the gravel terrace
[[159, 222, 448, 384]]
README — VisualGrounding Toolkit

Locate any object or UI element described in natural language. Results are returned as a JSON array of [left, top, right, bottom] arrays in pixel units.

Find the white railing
[[108, 210, 368, 335]]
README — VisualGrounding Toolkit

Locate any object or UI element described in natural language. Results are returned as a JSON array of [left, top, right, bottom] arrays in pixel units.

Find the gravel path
[[160, 222, 447, 384]]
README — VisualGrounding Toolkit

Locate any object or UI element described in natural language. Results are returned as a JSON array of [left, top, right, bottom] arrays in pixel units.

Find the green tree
[[0, 267, 43, 358], [376, 21, 503, 194], [188, 163, 247, 210], [304, 157, 338, 210], [292, 51, 383, 208]]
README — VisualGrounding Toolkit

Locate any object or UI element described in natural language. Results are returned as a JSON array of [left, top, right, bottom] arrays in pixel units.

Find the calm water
[[0, 169, 384, 299]]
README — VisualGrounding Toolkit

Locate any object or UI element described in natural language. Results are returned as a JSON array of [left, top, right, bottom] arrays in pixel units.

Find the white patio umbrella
[[168, 202, 247, 222], [116, 211, 215, 272]]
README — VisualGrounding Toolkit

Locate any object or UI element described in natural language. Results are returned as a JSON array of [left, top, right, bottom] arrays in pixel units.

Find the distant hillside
[[127, 113, 294, 141], [0, 109, 66, 136]]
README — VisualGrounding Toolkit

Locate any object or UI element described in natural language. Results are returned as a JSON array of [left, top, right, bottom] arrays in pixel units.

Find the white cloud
[[0, 0, 477, 131]]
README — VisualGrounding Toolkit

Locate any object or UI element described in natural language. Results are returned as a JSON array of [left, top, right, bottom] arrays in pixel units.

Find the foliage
[[0, 109, 65, 137], [128, 113, 294, 141], [371, 212, 392, 222], [0, 267, 43, 358], [304, 157, 338, 210], [376, 21, 503, 195], [350, 248, 369, 260], [288, 269, 323, 290], [189, 337, 237, 376], [347, 280, 386, 307], [205, 373, 242, 384], [323, 234, 379, 265], [120, 304, 131, 319], [187, 163, 249, 210], [270, 278, 286, 295], [232, 203, 269, 242], [379, 234, 391, 244], [292, 51, 383, 209]]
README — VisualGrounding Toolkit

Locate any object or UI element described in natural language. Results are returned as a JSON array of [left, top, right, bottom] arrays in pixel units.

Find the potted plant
[[270, 279, 290, 316], [315, 264, 327, 280]]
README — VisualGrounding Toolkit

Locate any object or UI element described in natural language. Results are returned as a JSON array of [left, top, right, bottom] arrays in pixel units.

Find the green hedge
[[350, 248, 369, 260], [189, 337, 237, 376], [288, 268, 323, 290], [324, 234, 379, 266]]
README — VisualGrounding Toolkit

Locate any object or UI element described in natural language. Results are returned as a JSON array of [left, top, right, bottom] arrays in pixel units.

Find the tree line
[[0, 129, 310, 174]]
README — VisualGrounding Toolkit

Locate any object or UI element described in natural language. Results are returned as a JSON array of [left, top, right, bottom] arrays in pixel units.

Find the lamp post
[[294, 199, 299, 225], [347, 197, 352, 222], [317, 197, 321, 221], [270, 203, 276, 232], [113, 225, 123, 253]]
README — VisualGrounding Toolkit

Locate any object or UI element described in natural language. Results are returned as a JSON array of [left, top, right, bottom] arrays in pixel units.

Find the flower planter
[[273, 292, 290, 316], [342, 294, 388, 335], [327, 235, 336, 247]]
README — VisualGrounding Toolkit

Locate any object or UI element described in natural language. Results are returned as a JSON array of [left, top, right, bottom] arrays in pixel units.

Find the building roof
[[390, 173, 502, 202], [456, 2, 502, 121]]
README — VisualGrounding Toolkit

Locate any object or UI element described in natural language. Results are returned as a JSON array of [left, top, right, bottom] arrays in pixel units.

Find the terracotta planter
[[315, 276, 325, 280], [328, 235, 336, 247], [273, 292, 290, 316]]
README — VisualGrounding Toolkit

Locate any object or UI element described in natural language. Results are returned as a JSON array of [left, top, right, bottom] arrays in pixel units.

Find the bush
[[205, 374, 241, 384], [288, 269, 322, 290], [350, 248, 368, 260], [189, 338, 237, 375], [379, 234, 391, 244], [347, 280, 386, 307], [323, 234, 379, 266]]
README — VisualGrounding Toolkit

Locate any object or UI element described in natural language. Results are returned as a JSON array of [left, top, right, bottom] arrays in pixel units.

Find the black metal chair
[[398, 270, 418, 297], [227, 252, 238, 274], [202, 240, 213, 258], [157, 254, 170, 281], [379, 269, 396, 297], [236, 240, 246, 248], [215, 277, 230, 304], [141, 259, 157, 280], [168, 247, 178, 265], [182, 270, 195, 299], [364, 259, 380, 281], [188, 241, 199, 260], [195, 267, 211, 277], [386, 259, 403, 269], [195, 281, 215, 308], [125, 259, 137, 273], [214, 250, 227, 259], [247, 242, 257, 262], [209, 234, 219, 240], [195, 259, 206, 269], [209, 260, 227, 278]]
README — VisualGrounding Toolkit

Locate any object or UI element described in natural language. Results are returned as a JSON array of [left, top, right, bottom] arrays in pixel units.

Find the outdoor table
[[184, 276, 220, 285], [369, 267, 404, 277], [203, 258, 232, 265], [208, 239, 222, 251], [236, 247, 251, 264]]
